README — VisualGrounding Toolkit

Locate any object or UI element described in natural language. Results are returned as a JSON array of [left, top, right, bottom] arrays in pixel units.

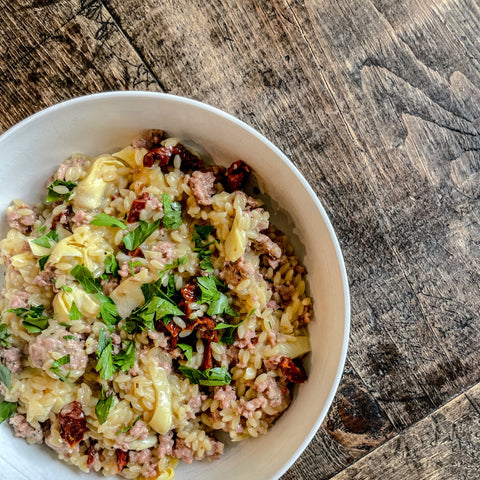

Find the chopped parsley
[[164, 253, 188, 271], [177, 343, 193, 361], [0, 401, 17, 423], [197, 275, 237, 317], [122, 219, 161, 251], [125, 296, 183, 334], [119, 416, 140, 434], [38, 255, 50, 271], [69, 301, 81, 321], [193, 225, 215, 273], [113, 341, 136, 372], [178, 366, 231, 386], [46, 180, 77, 203], [7, 305, 49, 333], [94, 294, 121, 331], [90, 213, 127, 229], [32, 230, 59, 249], [0, 363, 11, 390], [96, 328, 115, 380], [50, 354, 72, 385], [104, 253, 119, 277], [61, 285, 73, 293], [63, 335, 76, 341], [0, 324, 10, 348], [95, 386, 115, 425], [71, 265, 102, 294], [128, 260, 142, 276], [161, 193, 182, 230], [214, 309, 254, 345]]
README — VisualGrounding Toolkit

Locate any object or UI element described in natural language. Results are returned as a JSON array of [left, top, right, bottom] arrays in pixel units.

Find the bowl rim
[[0, 91, 350, 479]]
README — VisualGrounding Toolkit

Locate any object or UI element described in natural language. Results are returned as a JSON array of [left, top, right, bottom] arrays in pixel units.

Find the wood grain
[[0, 1, 161, 131], [332, 382, 480, 480], [1, 0, 479, 478]]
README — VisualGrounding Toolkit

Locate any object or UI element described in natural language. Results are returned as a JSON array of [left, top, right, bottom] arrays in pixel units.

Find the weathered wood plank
[[332, 382, 480, 479], [0, 0, 162, 132], [282, 364, 396, 480], [285, 0, 480, 425], [102, 0, 473, 430]]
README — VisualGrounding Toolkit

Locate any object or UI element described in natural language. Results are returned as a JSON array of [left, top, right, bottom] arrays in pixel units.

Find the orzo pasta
[[0, 129, 312, 479]]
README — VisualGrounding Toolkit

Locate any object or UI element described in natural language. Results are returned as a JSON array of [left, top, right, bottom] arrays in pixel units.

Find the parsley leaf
[[96, 328, 116, 380], [178, 366, 231, 386], [50, 354, 72, 385], [69, 301, 81, 321], [71, 265, 102, 294], [7, 305, 49, 333], [122, 219, 161, 251], [197, 276, 237, 317], [32, 230, 59, 249], [0, 324, 10, 348], [164, 253, 188, 271], [61, 285, 72, 292], [193, 225, 214, 245], [113, 341, 136, 372], [177, 343, 193, 361], [90, 213, 127, 229], [94, 294, 121, 331], [46, 180, 77, 203], [0, 401, 17, 423], [125, 296, 183, 334], [95, 386, 115, 425], [38, 255, 50, 271], [193, 225, 215, 273], [119, 415, 140, 434], [0, 363, 11, 390], [199, 257, 214, 273], [161, 193, 182, 230], [63, 335, 76, 340], [104, 253, 119, 277]]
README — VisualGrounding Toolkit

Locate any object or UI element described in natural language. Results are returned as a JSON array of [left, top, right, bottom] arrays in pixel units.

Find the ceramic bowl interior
[[0, 92, 349, 480]]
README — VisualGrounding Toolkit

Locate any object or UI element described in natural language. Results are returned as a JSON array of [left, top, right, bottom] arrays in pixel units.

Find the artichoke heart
[[148, 363, 172, 435], [53, 284, 101, 322], [74, 156, 127, 209], [224, 208, 247, 262]]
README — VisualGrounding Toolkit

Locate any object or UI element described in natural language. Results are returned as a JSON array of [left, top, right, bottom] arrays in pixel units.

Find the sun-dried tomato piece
[[116, 449, 128, 473], [278, 357, 307, 384], [157, 320, 182, 349], [180, 282, 198, 317], [225, 160, 251, 192], [192, 316, 218, 343], [127, 192, 150, 223], [143, 143, 204, 172], [86, 441, 98, 470], [143, 146, 173, 169], [200, 338, 213, 370], [58, 401, 88, 447]]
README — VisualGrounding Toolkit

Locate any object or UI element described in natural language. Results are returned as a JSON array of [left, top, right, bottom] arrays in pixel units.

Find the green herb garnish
[[0, 324, 10, 348], [94, 294, 121, 331], [0, 401, 17, 423], [50, 354, 73, 385], [161, 193, 182, 230], [71, 265, 102, 294], [119, 416, 140, 433], [104, 253, 119, 277], [122, 219, 161, 251], [38, 255, 50, 271], [61, 285, 73, 292], [69, 301, 81, 321], [0, 363, 11, 390], [177, 343, 193, 361], [95, 386, 115, 425], [7, 305, 49, 333], [63, 335, 76, 341], [197, 275, 237, 317], [32, 230, 59, 249], [113, 341, 136, 372], [96, 328, 115, 380], [90, 213, 127, 229], [46, 180, 77, 202], [178, 366, 231, 386]]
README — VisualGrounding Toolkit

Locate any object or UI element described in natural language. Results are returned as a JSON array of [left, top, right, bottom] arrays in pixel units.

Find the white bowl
[[0, 92, 349, 480]]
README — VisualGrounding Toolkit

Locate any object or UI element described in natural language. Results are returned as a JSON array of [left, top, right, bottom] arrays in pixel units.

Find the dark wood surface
[[1, 1, 479, 478]]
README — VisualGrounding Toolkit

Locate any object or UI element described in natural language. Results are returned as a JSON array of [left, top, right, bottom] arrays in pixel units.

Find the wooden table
[[1, 1, 479, 478]]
